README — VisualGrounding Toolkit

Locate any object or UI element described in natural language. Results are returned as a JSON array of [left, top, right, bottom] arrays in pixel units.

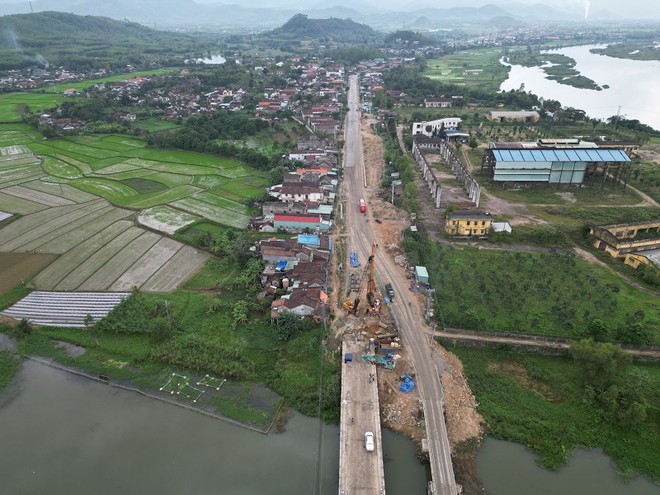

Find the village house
[[424, 96, 453, 108], [445, 210, 492, 237]]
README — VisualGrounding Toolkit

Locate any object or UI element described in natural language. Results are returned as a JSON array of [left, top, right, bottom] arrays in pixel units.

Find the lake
[[500, 44, 660, 130]]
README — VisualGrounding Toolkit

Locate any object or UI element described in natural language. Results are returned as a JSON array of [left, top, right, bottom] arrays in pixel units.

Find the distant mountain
[[0, 0, 645, 31], [0, 11, 209, 69], [266, 14, 378, 42]]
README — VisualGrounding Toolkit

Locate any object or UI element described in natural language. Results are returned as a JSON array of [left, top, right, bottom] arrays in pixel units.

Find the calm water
[[0, 361, 428, 495], [477, 437, 660, 495], [2, 361, 657, 494], [500, 44, 660, 130]]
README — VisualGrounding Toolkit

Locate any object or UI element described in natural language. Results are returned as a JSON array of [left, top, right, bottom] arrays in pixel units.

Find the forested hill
[[266, 14, 379, 43], [0, 11, 211, 70]]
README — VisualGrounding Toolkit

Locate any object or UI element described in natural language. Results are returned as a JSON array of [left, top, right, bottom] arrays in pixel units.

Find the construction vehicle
[[343, 243, 381, 316], [365, 243, 380, 315]]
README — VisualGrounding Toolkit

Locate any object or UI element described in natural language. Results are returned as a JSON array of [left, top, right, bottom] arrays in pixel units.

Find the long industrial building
[[481, 139, 632, 185]]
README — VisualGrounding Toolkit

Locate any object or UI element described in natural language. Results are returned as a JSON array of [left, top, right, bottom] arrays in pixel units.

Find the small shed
[[415, 266, 429, 284], [492, 222, 512, 233]]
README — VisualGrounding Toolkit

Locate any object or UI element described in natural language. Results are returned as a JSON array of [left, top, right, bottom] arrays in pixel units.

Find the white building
[[412, 118, 462, 137]]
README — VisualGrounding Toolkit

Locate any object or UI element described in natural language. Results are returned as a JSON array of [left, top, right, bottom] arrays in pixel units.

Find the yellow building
[[624, 249, 660, 271], [445, 210, 492, 236], [590, 220, 660, 258]]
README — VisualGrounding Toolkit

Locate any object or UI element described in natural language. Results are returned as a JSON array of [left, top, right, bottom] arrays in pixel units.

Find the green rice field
[[0, 123, 266, 230]]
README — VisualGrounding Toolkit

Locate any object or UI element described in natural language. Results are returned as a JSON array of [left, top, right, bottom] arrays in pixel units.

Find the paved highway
[[342, 75, 458, 495]]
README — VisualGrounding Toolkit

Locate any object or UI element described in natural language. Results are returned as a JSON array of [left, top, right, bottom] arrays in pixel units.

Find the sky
[[0, 0, 656, 20], [192, 0, 659, 20]]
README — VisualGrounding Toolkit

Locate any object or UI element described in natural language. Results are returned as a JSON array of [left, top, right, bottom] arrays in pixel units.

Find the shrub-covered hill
[[266, 14, 379, 43], [0, 11, 212, 69]]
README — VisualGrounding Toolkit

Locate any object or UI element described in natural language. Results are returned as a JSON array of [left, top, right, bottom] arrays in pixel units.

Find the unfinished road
[[341, 75, 459, 495]]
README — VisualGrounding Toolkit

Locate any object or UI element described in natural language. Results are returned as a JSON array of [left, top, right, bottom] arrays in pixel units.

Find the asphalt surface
[[342, 75, 458, 495]]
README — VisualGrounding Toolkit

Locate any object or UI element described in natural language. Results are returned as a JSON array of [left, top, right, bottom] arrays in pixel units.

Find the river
[[0, 360, 427, 494], [500, 44, 660, 130], [1, 361, 657, 494], [477, 437, 660, 495]]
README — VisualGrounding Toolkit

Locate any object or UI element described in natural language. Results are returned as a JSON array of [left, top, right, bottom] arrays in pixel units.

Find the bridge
[[338, 337, 386, 494]]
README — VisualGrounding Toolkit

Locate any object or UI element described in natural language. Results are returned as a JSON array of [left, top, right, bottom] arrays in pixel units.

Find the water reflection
[[500, 45, 660, 130]]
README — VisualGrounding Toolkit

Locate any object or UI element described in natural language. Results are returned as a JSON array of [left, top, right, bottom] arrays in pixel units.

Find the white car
[[364, 431, 375, 452]]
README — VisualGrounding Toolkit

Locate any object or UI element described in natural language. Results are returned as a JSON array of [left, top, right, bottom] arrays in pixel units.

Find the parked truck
[[359, 198, 366, 214]]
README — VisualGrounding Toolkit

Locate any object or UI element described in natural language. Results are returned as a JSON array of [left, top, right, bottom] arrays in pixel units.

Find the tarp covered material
[[350, 252, 359, 268], [399, 374, 415, 394], [344, 353, 353, 363], [276, 260, 287, 271]]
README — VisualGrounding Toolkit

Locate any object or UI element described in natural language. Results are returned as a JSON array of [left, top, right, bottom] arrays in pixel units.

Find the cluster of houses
[[0, 66, 108, 89], [252, 138, 340, 233], [255, 233, 332, 322]]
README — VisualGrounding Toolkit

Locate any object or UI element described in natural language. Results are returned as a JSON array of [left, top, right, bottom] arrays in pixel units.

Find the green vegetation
[[0, 128, 267, 229], [506, 50, 602, 90], [0, 12, 218, 70], [404, 234, 659, 343], [0, 285, 32, 311], [265, 14, 378, 43], [449, 346, 660, 481], [591, 43, 660, 62], [0, 349, 20, 392], [423, 49, 510, 92], [14, 235, 339, 424]]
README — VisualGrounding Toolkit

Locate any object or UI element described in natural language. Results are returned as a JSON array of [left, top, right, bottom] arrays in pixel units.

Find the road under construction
[[337, 75, 459, 495]]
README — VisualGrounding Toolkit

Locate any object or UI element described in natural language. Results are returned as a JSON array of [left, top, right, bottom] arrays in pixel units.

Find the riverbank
[[451, 346, 660, 483]]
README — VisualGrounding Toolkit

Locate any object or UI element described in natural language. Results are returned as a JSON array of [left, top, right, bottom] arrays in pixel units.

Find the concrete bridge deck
[[338, 336, 386, 495]]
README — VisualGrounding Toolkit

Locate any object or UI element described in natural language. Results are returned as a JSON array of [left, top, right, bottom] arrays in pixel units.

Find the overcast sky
[[194, 0, 659, 19], [0, 0, 656, 20]]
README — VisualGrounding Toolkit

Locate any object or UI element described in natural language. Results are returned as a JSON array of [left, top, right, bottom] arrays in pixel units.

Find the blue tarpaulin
[[297, 234, 320, 246], [275, 260, 287, 271], [399, 374, 415, 394], [350, 252, 359, 267]]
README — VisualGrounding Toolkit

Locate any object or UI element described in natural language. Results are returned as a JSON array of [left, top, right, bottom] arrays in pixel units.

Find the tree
[[569, 339, 631, 390], [585, 318, 610, 342], [231, 300, 249, 329], [274, 311, 300, 341]]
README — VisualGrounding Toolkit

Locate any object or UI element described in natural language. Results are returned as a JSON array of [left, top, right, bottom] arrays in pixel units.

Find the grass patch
[[487, 184, 642, 206], [450, 346, 660, 481], [0, 350, 20, 392], [423, 48, 510, 91], [0, 285, 32, 311]]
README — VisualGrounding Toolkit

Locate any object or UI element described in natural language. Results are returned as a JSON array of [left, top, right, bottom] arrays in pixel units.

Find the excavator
[[342, 243, 380, 316]]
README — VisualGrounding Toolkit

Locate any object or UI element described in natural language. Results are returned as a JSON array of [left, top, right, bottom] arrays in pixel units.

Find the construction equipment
[[365, 243, 380, 316], [343, 243, 381, 316]]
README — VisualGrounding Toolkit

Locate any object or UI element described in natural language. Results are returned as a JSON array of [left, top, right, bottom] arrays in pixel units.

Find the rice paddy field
[[0, 124, 267, 230], [0, 125, 278, 295]]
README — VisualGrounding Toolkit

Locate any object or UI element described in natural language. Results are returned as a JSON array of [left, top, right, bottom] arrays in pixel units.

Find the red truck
[[359, 198, 366, 214]]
